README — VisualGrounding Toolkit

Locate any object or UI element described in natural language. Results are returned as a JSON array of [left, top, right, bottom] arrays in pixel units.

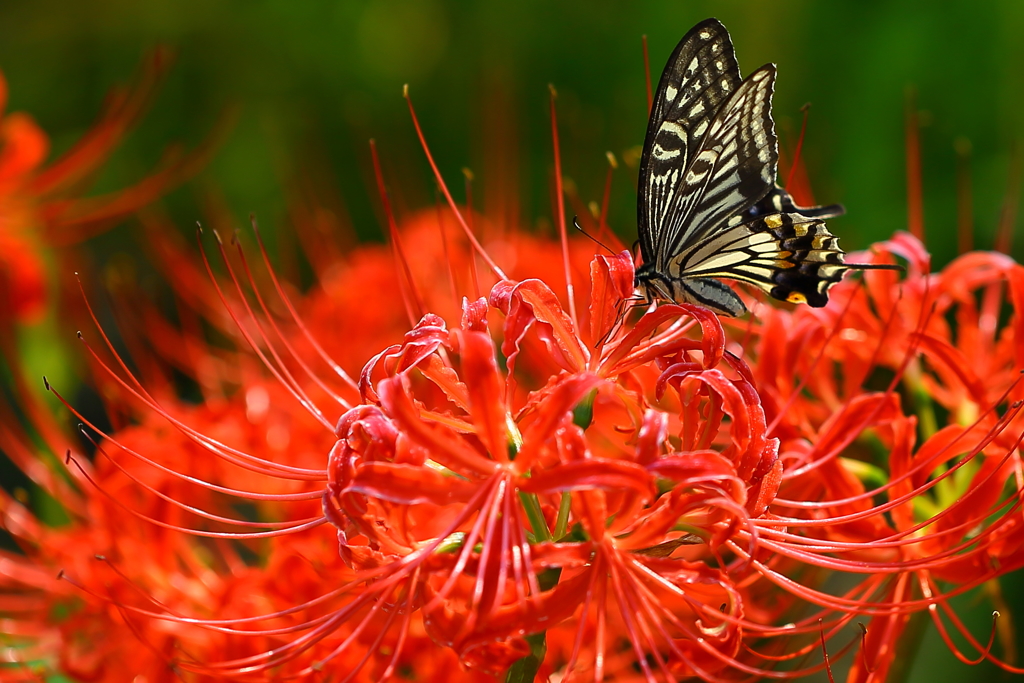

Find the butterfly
[[634, 18, 895, 317]]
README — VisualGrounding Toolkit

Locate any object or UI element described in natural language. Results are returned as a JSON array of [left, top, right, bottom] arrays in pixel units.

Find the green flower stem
[[554, 492, 572, 540], [519, 491, 551, 543]]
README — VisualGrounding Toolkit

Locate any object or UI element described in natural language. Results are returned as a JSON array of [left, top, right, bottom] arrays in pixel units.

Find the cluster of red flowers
[[2, 70, 1024, 683]]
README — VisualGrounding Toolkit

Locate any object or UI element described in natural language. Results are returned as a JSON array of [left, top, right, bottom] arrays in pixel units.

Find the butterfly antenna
[[573, 216, 616, 255], [846, 259, 905, 272]]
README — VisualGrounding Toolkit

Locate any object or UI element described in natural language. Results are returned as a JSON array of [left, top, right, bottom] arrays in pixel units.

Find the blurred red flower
[[0, 51, 213, 324]]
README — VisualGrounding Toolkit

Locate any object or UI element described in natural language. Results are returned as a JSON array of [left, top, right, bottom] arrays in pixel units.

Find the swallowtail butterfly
[[635, 18, 892, 316]]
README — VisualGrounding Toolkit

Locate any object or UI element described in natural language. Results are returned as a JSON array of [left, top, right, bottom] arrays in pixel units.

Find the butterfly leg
[[596, 294, 649, 348]]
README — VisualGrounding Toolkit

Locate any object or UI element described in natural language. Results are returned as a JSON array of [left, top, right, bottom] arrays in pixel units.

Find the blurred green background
[[1, 1, 1022, 682], [1, 0, 1022, 266]]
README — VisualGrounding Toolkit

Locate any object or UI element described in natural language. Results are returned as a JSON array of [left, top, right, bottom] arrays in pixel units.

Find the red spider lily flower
[[6, 350, 481, 681], [0, 360, 336, 680], [3, 184, 593, 680], [324, 246, 784, 679], [728, 231, 1024, 681], [0, 51, 216, 324]]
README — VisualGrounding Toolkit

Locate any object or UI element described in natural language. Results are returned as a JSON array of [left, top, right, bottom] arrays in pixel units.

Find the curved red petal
[[602, 303, 724, 376], [460, 295, 489, 332], [589, 249, 634, 344], [520, 458, 654, 502], [489, 278, 588, 375], [346, 461, 477, 505], [635, 408, 669, 466], [378, 376, 499, 477], [455, 329, 510, 463], [516, 373, 605, 471]]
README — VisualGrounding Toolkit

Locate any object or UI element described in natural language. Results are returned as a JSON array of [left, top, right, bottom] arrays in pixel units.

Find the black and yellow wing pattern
[[635, 18, 882, 317]]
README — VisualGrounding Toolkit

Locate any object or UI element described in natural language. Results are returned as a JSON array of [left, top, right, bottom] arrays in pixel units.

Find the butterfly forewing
[[638, 19, 741, 268], [657, 64, 778, 266]]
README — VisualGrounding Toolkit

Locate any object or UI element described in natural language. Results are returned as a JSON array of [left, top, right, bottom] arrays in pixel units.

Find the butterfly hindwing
[[748, 214, 851, 306], [672, 213, 852, 309]]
